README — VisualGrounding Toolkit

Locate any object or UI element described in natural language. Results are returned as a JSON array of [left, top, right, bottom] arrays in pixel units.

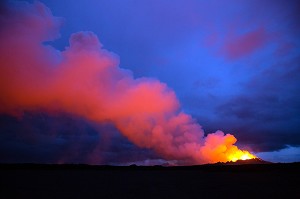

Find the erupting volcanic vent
[[0, 1, 256, 165], [228, 150, 256, 162]]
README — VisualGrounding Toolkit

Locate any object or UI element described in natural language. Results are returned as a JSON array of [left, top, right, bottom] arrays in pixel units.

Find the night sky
[[0, 0, 300, 165]]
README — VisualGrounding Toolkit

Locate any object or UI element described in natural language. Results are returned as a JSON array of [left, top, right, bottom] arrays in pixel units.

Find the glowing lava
[[227, 150, 256, 162]]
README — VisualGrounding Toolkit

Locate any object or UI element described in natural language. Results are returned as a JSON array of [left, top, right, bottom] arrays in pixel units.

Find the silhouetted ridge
[[212, 158, 272, 165]]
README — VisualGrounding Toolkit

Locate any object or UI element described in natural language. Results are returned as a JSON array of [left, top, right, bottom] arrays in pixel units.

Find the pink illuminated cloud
[[0, 1, 255, 165], [222, 27, 269, 60]]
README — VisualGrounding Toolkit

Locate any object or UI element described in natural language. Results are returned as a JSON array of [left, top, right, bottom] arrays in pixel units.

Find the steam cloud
[[0, 1, 250, 165]]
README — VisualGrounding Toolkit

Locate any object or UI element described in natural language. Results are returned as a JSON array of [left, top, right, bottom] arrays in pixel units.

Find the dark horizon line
[[1, 161, 300, 171]]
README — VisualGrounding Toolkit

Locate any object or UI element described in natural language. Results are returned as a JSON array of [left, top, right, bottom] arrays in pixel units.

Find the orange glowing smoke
[[0, 1, 256, 165], [198, 131, 256, 163], [227, 150, 256, 162]]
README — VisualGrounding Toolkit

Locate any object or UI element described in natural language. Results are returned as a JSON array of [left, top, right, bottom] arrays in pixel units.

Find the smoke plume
[[0, 1, 252, 165]]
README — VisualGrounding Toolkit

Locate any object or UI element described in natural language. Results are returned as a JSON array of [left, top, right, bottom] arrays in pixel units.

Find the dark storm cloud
[[0, 113, 159, 164], [214, 53, 300, 152]]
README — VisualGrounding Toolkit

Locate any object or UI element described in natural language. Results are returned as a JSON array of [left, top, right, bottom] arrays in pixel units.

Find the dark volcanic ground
[[1, 163, 300, 199]]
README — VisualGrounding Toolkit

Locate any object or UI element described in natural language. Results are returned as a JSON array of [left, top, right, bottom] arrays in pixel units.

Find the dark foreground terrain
[[1, 162, 300, 199]]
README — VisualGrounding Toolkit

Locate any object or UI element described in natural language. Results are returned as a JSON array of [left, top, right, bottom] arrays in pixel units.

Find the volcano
[[213, 158, 272, 165]]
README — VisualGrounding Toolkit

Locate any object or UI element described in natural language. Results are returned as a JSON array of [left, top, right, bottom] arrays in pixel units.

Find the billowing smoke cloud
[[0, 1, 253, 165]]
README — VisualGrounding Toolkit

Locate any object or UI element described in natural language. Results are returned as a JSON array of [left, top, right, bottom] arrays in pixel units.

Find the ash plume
[[0, 1, 252, 165]]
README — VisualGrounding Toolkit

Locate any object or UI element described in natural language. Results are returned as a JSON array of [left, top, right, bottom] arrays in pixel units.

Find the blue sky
[[0, 0, 300, 164]]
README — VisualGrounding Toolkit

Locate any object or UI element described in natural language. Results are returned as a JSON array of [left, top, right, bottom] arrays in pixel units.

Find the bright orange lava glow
[[227, 150, 256, 162]]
